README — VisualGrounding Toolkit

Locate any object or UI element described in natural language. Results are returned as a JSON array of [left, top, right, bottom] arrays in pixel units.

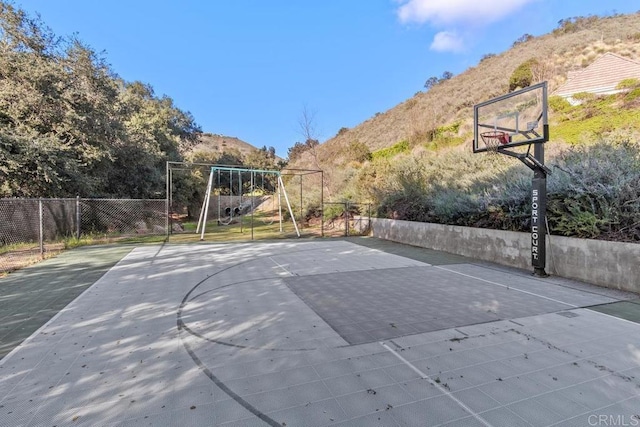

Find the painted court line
[[269, 256, 295, 276], [380, 342, 494, 427], [588, 306, 640, 327], [433, 265, 579, 308]]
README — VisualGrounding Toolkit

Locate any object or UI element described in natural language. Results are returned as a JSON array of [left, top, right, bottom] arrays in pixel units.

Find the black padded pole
[[531, 141, 548, 277]]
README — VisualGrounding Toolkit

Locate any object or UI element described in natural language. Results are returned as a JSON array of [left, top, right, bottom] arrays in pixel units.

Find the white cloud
[[396, 0, 537, 54], [429, 31, 465, 52], [397, 0, 535, 26]]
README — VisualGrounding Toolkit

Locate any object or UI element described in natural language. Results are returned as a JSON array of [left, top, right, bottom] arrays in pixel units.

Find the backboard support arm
[[498, 149, 552, 175]]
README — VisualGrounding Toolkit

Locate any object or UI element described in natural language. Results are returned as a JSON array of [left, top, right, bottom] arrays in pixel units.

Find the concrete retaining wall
[[371, 218, 639, 294]]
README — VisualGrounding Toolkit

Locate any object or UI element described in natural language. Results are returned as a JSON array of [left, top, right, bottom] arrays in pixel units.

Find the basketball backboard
[[473, 81, 548, 153]]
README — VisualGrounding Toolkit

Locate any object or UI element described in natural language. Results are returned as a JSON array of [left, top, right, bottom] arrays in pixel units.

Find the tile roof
[[554, 52, 640, 97]]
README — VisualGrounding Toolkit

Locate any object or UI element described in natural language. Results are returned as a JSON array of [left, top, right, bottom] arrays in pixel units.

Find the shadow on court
[[1, 238, 639, 427], [0, 245, 133, 359]]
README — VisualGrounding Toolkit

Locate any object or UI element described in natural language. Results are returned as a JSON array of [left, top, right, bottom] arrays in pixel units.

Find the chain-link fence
[[1, 196, 373, 273], [322, 202, 372, 237], [1, 198, 167, 274]]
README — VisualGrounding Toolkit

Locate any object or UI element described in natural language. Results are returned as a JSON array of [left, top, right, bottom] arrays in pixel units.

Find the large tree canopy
[[0, 1, 201, 198]]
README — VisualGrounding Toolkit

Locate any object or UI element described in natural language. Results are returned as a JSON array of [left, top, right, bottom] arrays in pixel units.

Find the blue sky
[[17, 0, 640, 157]]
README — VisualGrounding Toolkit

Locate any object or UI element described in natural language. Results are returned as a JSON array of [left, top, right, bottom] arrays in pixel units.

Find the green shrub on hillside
[[616, 78, 640, 90], [625, 88, 640, 102], [553, 16, 600, 35], [509, 58, 538, 92], [549, 95, 572, 113], [549, 91, 640, 143], [423, 135, 466, 151], [371, 140, 410, 160], [548, 138, 640, 240], [346, 140, 372, 163], [434, 122, 461, 137], [376, 136, 640, 241], [552, 109, 640, 144], [572, 92, 596, 101], [420, 122, 465, 150]]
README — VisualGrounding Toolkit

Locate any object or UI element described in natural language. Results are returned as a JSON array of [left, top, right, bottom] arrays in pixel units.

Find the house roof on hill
[[554, 52, 640, 97]]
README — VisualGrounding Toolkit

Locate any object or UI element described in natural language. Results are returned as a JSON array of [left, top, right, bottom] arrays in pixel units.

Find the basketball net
[[480, 131, 509, 153]]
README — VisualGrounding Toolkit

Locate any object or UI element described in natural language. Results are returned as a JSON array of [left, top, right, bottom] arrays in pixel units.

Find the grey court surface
[[1, 238, 639, 427]]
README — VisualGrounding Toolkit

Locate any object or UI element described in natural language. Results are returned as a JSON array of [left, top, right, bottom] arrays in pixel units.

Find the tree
[[440, 71, 453, 81], [346, 140, 371, 163], [530, 59, 553, 85], [287, 141, 309, 162], [480, 53, 497, 62], [0, 2, 201, 198], [245, 145, 277, 170], [0, 6, 114, 196], [290, 104, 321, 166], [512, 34, 534, 47], [509, 58, 538, 92], [291, 103, 333, 197], [424, 76, 439, 90], [424, 71, 453, 91], [0, 2, 59, 55], [298, 105, 319, 147], [108, 81, 200, 197], [0, 131, 82, 197]]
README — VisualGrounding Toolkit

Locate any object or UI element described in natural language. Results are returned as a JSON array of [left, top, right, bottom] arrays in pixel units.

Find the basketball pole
[[497, 144, 549, 277], [497, 143, 550, 277], [531, 140, 548, 277]]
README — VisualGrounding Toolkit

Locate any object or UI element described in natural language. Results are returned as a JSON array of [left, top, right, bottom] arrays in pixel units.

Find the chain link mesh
[[0, 199, 43, 273], [80, 199, 166, 236], [1, 194, 372, 273], [323, 202, 372, 237], [1, 198, 167, 274]]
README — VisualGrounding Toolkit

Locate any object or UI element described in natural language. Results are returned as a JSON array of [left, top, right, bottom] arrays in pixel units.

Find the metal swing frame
[[196, 166, 299, 240]]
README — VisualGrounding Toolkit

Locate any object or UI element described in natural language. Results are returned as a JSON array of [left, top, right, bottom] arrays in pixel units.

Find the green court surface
[[0, 245, 133, 358], [345, 237, 473, 266], [590, 299, 640, 324]]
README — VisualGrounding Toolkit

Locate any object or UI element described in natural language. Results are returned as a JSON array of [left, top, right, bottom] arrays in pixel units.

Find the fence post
[[250, 171, 254, 241], [76, 196, 81, 239], [345, 202, 349, 237], [39, 199, 44, 259], [165, 162, 170, 237], [320, 171, 324, 237]]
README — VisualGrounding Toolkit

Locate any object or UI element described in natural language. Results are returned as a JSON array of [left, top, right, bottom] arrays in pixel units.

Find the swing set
[[196, 166, 300, 240]]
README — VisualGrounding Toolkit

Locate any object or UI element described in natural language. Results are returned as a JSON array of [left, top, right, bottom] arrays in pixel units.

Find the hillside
[[195, 133, 263, 158], [188, 133, 284, 166], [289, 13, 640, 200]]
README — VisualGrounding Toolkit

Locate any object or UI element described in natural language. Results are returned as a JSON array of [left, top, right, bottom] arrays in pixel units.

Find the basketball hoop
[[480, 131, 509, 153]]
